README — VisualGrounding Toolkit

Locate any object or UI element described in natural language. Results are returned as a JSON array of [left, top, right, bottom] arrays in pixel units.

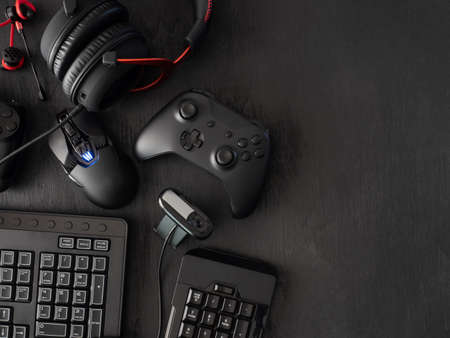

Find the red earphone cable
[[0, 19, 11, 28], [9, 24, 14, 47]]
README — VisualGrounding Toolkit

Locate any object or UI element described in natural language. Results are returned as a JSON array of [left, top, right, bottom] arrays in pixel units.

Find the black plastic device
[[164, 248, 277, 338], [0, 210, 128, 338], [155, 189, 213, 247], [135, 90, 271, 218], [48, 107, 138, 209], [0, 102, 24, 192]]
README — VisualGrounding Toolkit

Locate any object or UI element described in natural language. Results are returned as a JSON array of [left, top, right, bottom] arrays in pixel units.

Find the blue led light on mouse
[[81, 150, 94, 162]]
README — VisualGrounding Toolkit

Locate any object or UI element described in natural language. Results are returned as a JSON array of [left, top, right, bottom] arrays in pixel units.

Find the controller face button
[[179, 101, 198, 120], [207, 120, 215, 128], [254, 149, 265, 159], [5, 122, 17, 132], [225, 131, 233, 138], [241, 151, 251, 162], [237, 138, 248, 148], [216, 146, 236, 167], [0, 110, 12, 118], [251, 135, 262, 145]]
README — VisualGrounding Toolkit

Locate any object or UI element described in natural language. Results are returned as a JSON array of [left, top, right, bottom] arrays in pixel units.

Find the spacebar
[[35, 322, 67, 337]]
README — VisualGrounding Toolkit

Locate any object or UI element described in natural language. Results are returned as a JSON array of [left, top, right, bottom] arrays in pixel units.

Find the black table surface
[[1, 0, 449, 337]]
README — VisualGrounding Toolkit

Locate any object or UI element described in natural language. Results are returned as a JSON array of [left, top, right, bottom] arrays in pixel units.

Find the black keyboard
[[165, 248, 277, 338], [0, 210, 128, 338]]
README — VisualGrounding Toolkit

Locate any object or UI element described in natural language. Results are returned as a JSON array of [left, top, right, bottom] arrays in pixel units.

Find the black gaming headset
[[40, 0, 213, 111]]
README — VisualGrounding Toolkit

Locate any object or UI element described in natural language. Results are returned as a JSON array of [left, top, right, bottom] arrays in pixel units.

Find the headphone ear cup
[[52, 1, 128, 80], [62, 23, 148, 111]]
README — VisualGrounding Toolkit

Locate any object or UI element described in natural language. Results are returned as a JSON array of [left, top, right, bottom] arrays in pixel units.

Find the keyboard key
[[90, 274, 105, 306], [74, 256, 89, 271], [74, 273, 89, 288], [15, 286, 30, 302], [70, 324, 85, 338], [35, 322, 67, 337], [73, 290, 88, 305], [58, 237, 75, 249], [214, 284, 234, 295], [71, 307, 86, 322], [76, 238, 92, 250], [187, 289, 204, 306], [36, 305, 52, 320], [88, 308, 103, 324], [198, 327, 212, 338], [233, 319, 250, 338], [238, 303, 255, 318], [17, 252, 33, 267], [92, 257, 107, 272], [0, 251, 15, 266], [218, 315, 233, 331], [12, 325, 27, 338], [38, 288, 53, 303], [56, 272, 71, 287], [58, 255, 72, 270], [39, 270, 54, 286], [0, 325, 9, 338], [88, 309, 103, 337], [0, 308, 11, 323], [0, 285, 12, 300], [55, 289, 70, 304], [179, 322, 195, 338], [222, 299, 238, 314], [16, 269, 31, 284], [205, 294, 221, 309], [87, 323, 101, 338], [40, 253, 55, 269], [215, 332, 229, 338], [54, 306, 69, 321], [201, 311, 216, 327], [0, 268, 14, 283], [93, 239, 109, 251], [182, 306, 200, 323]]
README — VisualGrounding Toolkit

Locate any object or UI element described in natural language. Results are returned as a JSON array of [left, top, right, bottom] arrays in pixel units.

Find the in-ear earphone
[[1, 0, 46, 100], [41, 0, 214, 112]]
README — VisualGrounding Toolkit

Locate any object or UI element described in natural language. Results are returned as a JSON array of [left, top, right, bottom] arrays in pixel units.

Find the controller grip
[[185, 0, 213, 47]]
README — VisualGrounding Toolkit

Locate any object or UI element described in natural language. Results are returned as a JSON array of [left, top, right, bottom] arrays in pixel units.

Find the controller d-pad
[[180, 130, 204, 151]]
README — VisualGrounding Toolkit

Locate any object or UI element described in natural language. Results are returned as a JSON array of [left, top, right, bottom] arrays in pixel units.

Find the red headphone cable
[[116, 45, 192, 92]]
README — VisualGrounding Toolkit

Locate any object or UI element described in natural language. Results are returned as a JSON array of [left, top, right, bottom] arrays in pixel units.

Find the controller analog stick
[[215, 146, 236, 167], [179, 101, 198, 120]]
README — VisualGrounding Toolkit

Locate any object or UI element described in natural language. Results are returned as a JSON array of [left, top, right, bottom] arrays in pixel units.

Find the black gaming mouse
[[48, 108, 138, 209]]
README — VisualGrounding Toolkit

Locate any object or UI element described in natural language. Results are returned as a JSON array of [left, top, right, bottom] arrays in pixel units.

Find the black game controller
[[48, 107, 138, 209], [0, 102, 23, 192], [135, 90, 270, 218]]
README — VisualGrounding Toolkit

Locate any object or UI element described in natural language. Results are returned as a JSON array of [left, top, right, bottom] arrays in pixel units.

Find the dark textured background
[[1, 0, 449, 337]]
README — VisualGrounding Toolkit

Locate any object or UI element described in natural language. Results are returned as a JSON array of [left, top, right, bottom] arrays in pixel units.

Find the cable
[[157, 225, 177, 338], [16, 23, 46, 100], [0, 105, 84, 166]]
